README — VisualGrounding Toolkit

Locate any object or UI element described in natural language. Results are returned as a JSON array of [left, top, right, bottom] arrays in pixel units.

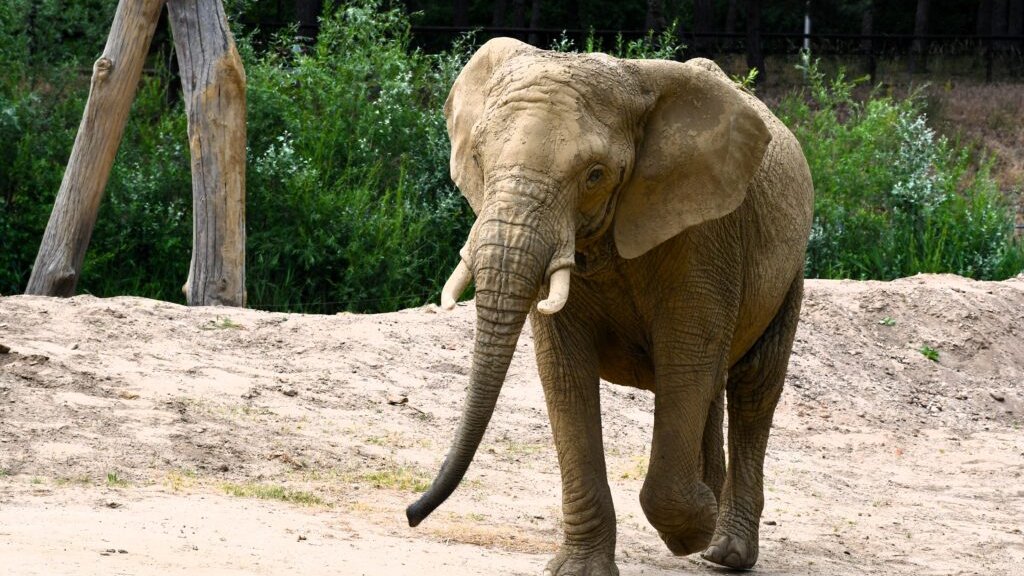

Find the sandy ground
[[1, 274, 1023, 576]]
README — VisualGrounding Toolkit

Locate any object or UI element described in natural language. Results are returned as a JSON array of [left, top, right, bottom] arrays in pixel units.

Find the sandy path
[[1, 274, 1022, 575]]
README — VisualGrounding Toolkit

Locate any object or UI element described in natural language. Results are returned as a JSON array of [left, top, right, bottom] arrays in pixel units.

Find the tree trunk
[[25, 0, 164, 297], [453, 0, 469, 27], [646, 0, 666, 33], [1010, 0, 1023, 50], [993, 0, 1009, 47], [861, 0, 877, 80], [745, 0, 765, 84], [694, 0, 713, 57], [168, 0, 247, 307], [726, 0, 738, 49], [492, 0, 507, 27], [511, 0, 526, 30], [294, 0, 322, 43], [527, 0, 542, 45], [910, 0, 931, 73], [978, 0, 993, 35]]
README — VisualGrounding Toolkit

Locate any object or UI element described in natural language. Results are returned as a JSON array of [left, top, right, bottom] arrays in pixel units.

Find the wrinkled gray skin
[[407, 38, 813, 574]]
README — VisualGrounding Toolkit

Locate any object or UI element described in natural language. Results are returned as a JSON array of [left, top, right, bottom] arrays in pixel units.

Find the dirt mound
[[1, 274, 1022, 575]]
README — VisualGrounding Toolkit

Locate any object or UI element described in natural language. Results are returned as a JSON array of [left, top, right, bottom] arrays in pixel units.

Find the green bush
[[0, 72, 90, 295], [240, 2, 473, 312], [777, 52, 1024, 280]]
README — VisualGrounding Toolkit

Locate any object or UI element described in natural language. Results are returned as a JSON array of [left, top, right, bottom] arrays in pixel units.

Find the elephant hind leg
[[702, 275, 803, 570], [701, 388, 726, 503]]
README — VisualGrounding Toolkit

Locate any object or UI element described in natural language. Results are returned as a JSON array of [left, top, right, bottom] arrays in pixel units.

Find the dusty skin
[[1, 274, 1023, 575]]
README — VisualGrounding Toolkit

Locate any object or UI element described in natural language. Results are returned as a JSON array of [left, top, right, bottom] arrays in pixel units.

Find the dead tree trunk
[[25, 0, 164, 297], [168, 0, 247, 307]]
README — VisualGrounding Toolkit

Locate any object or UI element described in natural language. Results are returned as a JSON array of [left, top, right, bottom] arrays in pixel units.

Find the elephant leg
[[701, 387, 726, 503], [703, 276, 803, 570], [533, 314, 618, 576], [640, 363, 724, 557]]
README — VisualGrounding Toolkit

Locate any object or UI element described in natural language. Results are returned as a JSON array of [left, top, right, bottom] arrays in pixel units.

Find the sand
[[1, 273, 1022, 575]]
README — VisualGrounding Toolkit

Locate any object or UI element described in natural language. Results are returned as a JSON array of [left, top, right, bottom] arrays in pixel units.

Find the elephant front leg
[[534, 317, 618, 576], [640, 362, 722, 557]]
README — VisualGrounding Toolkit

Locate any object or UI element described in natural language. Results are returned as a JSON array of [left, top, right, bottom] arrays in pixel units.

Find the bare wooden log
[[25, 0, 164, 297], [168, 0, 247, 307]]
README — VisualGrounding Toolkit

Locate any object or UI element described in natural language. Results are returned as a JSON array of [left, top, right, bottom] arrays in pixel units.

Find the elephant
[[406, 37, 813, 574]]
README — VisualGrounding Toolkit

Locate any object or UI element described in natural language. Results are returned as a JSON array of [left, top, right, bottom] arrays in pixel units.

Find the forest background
[[1, 0, 1023, 313]]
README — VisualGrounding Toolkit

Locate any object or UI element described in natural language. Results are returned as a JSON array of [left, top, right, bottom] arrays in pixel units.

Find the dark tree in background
[[453, 0, 470, 26], [978, 0, 994, 36], [860, 0, 878, 79], [491, 0, 507, 26], [993, 0, 1009, 48], [910, 0, 931, 73], [528, 0, 543, 44], [511, 0, 526, 27], [295, 0, 322, 41], [745, 0, 765, 83], [645, 0, 666, 32], [1012, 0, 1024, 43], [726, 0, 739, 35], [693, 0, 714, 56]]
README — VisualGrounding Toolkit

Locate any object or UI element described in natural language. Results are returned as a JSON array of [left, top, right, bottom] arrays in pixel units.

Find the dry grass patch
[[425, 522, 558, 554], [929, 82, 1024, 188], [361, 463, 432, 492], [222, 482, 326, 506]]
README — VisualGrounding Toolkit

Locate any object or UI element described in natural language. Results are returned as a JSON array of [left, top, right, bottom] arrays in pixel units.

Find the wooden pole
[[168, 0, 247, 307], [25, 0, 165, 297]]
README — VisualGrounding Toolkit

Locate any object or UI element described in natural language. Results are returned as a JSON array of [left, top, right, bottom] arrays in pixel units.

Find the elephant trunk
[[407, 211, 555, 527]]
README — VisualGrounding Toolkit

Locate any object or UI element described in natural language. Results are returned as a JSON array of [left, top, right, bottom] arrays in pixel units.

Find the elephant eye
[[586, 167, 604, 186]]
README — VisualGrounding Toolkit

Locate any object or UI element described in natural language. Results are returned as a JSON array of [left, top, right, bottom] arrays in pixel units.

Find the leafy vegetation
[[1, 4, 1021, 313], [106, 471, 129, 487], [919, 345, 940, 362], [778, 51, 1024, 281]]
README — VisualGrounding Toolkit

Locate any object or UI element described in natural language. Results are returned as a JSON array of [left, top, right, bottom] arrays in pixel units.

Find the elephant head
[[407, 38, 770, 527]]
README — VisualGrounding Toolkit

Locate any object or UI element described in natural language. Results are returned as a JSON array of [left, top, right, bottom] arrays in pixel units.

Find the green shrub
[[240, 2, 473, 312], [777, 52, 1024, 280], [0, 72, 89, 295], [81, 58, 193, 301]]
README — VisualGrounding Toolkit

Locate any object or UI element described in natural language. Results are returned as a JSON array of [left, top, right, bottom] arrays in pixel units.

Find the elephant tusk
[[440, 260, 472, 311], [536, 267, 571, 315]]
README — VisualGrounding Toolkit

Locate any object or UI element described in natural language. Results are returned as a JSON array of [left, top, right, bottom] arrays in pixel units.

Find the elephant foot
[[701, 530, 758, 570], [658, 524, 715, 557], [544, 546, 619, 576], [640, 480, 718, 556]]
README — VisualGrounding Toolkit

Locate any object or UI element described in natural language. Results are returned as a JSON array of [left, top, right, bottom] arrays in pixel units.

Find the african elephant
[[406, 37, 813, 574]]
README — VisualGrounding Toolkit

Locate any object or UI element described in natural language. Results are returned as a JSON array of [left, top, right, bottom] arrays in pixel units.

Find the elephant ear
[[613, 59, 772, 259], [445, 37, 535, 214]]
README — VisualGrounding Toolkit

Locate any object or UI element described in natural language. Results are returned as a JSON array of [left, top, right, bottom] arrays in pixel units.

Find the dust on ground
[[1, 274, 1022, 575]]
